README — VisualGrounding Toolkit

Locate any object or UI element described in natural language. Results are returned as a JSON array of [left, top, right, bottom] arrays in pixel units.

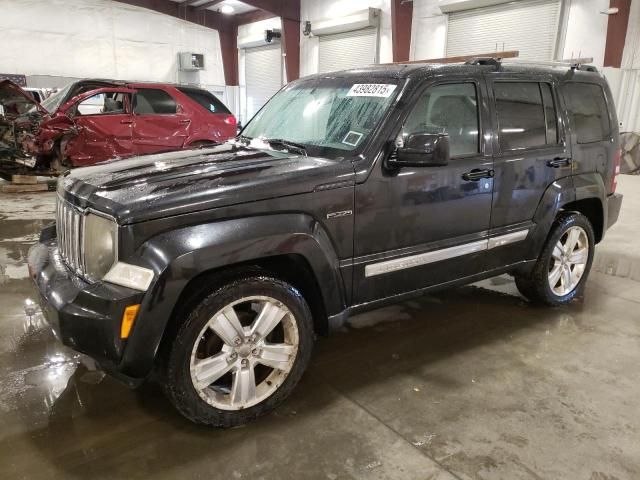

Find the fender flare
[[119, 213, 345, 377], [532, 172, 606, 253], [533, 176, 575, 232]]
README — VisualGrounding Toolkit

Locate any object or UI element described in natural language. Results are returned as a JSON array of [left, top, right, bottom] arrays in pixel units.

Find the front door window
[[402, 83, 480, 157], [75, 92, 129, 116]]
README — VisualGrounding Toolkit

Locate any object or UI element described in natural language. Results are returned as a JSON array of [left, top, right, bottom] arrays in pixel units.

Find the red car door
[[131, 87, 190, 155], [58, 88, 136, 166]]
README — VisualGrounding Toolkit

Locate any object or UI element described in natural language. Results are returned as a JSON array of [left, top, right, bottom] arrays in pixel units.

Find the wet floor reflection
[[1, 210, 639, 478]]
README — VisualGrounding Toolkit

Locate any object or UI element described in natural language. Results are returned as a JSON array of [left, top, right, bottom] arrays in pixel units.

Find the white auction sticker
[[346, 84, 397, 98]]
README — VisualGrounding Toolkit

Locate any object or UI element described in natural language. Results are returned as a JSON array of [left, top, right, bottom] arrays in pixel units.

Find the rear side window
[[494, 82, 551, 151], [564, 83, 610, 144], [177, 87, 230, 115], [134, 88, 177, 115]]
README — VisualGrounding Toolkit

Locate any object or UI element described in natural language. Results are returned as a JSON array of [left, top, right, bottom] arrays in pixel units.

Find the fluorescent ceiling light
[[220, 4, 235, 14]]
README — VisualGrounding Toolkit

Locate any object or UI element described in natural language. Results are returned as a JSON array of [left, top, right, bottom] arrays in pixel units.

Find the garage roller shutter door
[[318, 28, 378, 73], [245, 44, 282, 120], [446, 0, 561, 61]]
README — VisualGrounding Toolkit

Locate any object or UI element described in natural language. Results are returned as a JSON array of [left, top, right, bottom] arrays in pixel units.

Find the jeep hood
[[60, 143, 355, 224]]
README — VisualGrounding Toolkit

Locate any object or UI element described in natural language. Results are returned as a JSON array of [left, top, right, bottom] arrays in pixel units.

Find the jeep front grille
[[56, 196, 84, 275]]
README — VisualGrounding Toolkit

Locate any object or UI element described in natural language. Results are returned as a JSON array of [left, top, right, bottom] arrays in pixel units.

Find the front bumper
[[28, 228, 145, 384]]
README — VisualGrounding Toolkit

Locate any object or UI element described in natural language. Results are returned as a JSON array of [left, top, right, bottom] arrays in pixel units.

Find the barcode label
[[346, 84, 397, 98]]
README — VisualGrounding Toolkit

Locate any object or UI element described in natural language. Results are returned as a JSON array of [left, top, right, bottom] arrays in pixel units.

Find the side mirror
[[391, 132, 450, 168]]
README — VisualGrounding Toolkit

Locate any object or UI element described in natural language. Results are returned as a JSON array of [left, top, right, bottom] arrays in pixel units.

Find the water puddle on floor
[[593, 251, 640, 282]]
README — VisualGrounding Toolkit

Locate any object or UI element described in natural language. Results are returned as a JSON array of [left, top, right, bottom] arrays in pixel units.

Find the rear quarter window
[[134, 88, 177, 115], [563, 83, 610, 144], [177, 87, 231, 115]]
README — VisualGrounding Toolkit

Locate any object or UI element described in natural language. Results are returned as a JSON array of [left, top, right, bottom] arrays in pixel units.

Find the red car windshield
[[39, 83, 74, 114]]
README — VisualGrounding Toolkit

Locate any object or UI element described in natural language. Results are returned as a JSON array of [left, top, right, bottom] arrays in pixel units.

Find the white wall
[[562, 0, 609, 66], [606, 0, 640, 132], [0, 0, 226, 89], [237, 16, 283, 87], [236, 17, 283, 124], [410, 0, 610, 66], [621, 0, 640, 70], [300, 0, 393, 77], [410, 0, 448, 60]]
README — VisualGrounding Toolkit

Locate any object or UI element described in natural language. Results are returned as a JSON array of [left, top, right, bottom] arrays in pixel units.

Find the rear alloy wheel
[[547, 226, 589, 296], [164, 275, 313, 427], [515, 212, 595, 306]]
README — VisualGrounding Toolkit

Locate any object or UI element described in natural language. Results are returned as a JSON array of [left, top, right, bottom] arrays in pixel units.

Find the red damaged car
[[0, 79, 236, 174]]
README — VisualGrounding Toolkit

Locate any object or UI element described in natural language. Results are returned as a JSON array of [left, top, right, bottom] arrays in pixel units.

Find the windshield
[[241, 78, 400, 158], [38, 83, 73, 113]]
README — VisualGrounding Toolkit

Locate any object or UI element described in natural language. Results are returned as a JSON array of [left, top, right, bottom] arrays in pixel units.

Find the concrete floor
[[0, 177, 639, 480]]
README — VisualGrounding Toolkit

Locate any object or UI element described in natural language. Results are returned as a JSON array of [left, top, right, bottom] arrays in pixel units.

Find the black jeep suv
[[29, 61, 623, 426]]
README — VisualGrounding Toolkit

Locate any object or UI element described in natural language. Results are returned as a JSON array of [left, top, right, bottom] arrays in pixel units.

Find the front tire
[[515, 212, 595, 306], [163, 274, 314, 427]]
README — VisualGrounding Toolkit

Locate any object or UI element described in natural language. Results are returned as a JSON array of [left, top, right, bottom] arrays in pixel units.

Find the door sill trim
[[363, 229, 529, 278]]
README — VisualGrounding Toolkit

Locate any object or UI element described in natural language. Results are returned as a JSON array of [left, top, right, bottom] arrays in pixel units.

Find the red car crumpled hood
[[0, 80, 46, 119]]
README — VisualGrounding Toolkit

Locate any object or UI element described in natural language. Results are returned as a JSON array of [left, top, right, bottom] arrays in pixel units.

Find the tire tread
[[163, 273, 313, 427], [515, 212, 595, 306]]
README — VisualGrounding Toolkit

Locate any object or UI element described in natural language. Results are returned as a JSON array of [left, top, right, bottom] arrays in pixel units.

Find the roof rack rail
[[387, 50, 519, 65], [465, 57, 502, 67], [501, 57, 598, 72]]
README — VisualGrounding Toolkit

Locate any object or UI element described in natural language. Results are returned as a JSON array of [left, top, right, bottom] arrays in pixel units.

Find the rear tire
[[163, 274, 314, 427], [515, 212, 595, 306]]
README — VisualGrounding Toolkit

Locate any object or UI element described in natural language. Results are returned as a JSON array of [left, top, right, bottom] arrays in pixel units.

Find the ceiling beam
[[113, 0, 233, 31], [195, 0, 224, 10], [235, 9, 277, 26], [239, 0, 300, 22]]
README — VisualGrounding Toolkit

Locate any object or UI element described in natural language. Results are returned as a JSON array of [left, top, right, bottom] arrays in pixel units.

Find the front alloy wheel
[[190, 296, 298, 411], [164, 274, 313, 427]]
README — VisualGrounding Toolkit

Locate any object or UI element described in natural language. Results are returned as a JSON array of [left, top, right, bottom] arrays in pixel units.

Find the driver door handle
[[547, 157, 572, 168], [462, 168, 494, 181]]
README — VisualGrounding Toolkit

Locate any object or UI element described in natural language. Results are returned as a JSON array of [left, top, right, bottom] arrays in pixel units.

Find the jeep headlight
[[83, 213, 117, 280]]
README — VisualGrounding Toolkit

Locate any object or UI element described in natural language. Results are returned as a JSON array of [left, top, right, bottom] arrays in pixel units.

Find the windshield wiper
[[264, 138, 308, 156]]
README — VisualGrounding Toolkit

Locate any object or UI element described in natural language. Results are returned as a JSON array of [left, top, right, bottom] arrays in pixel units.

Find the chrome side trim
[[363, 229, 530, 278], [326, 210, 353, 219], [488, 229, 529, 249], [364, 239, 487, 278]]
